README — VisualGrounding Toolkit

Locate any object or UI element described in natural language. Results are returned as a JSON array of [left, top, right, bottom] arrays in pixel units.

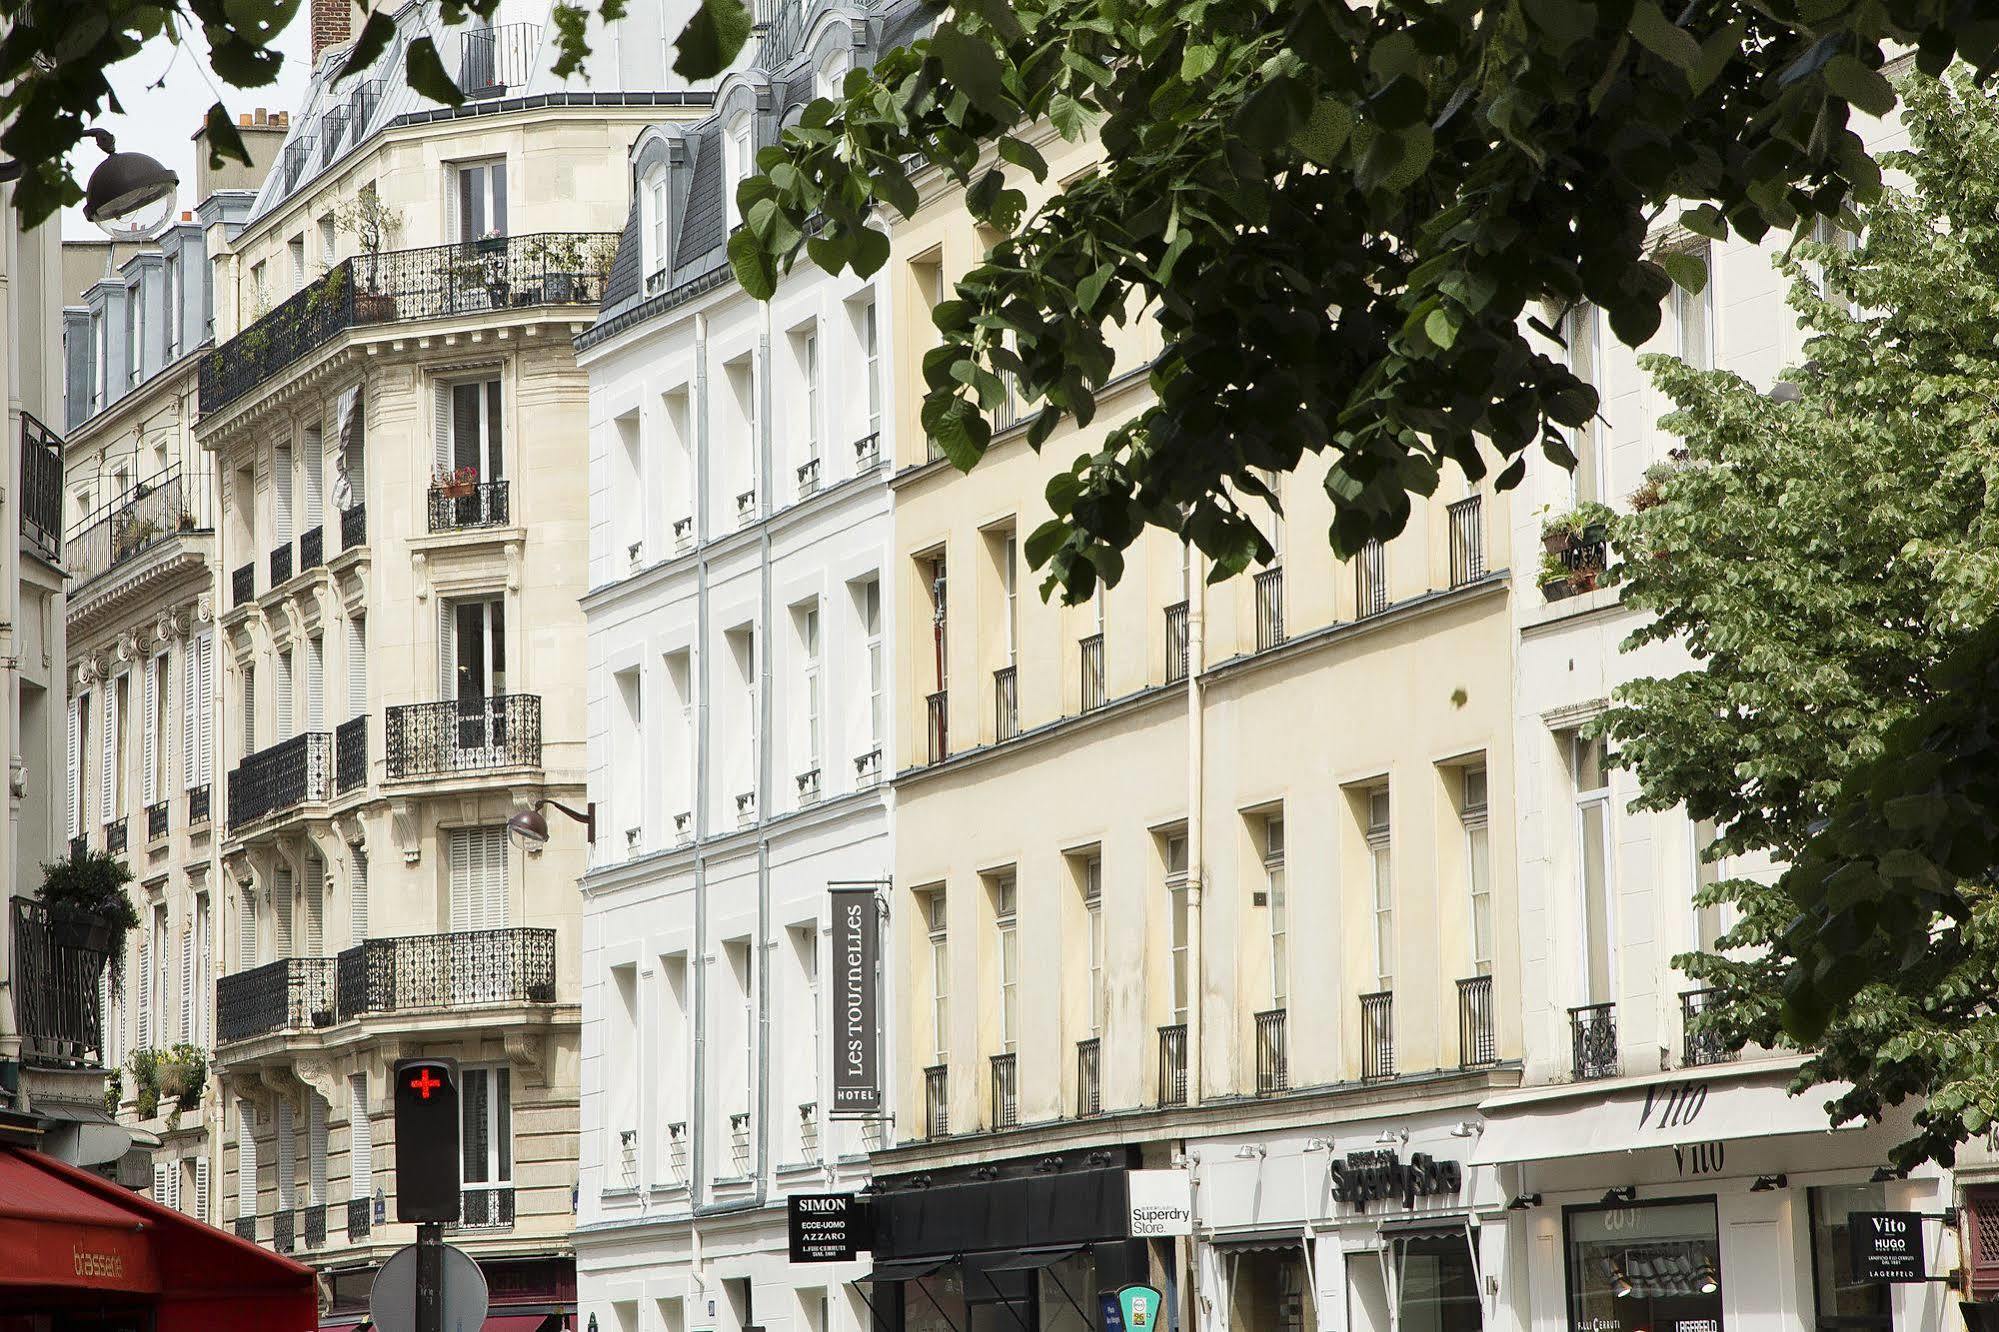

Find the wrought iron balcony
[[854, 747, 882, 788], [1254, 1007, 1288, 1095], [1079, 634, 1106, 711], [9, 899, 109, 1068], [989, 1052, 1018, 1130], [924, 1064, 948, 1137], [854, 432, 881, 471], [735, 790, 757, 827], [797, 456, 821, 499], [1158, 1023, 1188, 1106], [460, 22, 539, 97], [187, 784, 211, 826], [216, 957, 336, 1044], [384, 694, 541, 780], [1165, 601, 1189, 682], [427, 480, 510, 532], [234, 1215, 257, 1242], [1356, 538, 1389, 617], [303, 1202, 327, 1248], [21, 412, 62, 563], [1076, 1037, 1101, 1117], [335, 716, 368, 792], [736, 488, 757, 526], [227, 732, 332, 830], [273, 1208, 296, 1253], [993, 666, 1018, 741], [1254, 567, 1285, 650], [270, 540, 293, 587], [1570, 1001, 1619, 1080], [65, 467, 201, 586], [1458, 974, 1498, 1067], [795, 767, 820, 806], [146, 801, 169, 841], [299, 525, 324, 571], [1448, 494, 1485, 586], [199, 233, 620, 413], [1681, 989, 1735, 1068], [340, 503, 367, 551], [1361, 990, 1395, 1081], [457, 1184, 515, 1231], [336, 928, 556, 1017], [346, 1197, 371, 1241], [105, 817, 127, 853], [925, 690, 948, 763], [232, 561, 254, 608], [69, 834, 88, 860]]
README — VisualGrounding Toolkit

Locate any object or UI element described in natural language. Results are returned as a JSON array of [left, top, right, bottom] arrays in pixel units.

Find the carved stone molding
[[413, 552, 430, 601], [503, 1031, 549, 1088], [389, 800, 422, 865], [292, 1057, 340, 1110], [194, 592, 213, 624], [504, 539, 522, 592]]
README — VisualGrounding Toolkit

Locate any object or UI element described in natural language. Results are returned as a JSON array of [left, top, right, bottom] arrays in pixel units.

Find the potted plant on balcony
[[335, 191, 404, 322], [37, 845, 137, 987], [435, 463, 478, 499]]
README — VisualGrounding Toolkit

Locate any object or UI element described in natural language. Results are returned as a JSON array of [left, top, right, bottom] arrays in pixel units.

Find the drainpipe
[[752, 311, 774, 1214], [1186, 541, 1205, 1104], [690, 312, 711, 1238]]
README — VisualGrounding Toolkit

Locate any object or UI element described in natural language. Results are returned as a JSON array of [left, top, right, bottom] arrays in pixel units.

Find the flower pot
[[354, 293, 397, 322], [49, 906, 111, 954], [439, 482, 475, 499], [1541, 576, 1575, 603], [1542, 530, 1572, 554]]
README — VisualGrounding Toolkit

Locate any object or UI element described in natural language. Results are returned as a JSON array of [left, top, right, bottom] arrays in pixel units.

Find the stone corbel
[[505, 539, 522, 592], [153, 612, 176, 647], [389, 799, 422, 865], [337, 812, 367, 850], [413, 552, 429, 601], [114, 632, 138, 665], [291, 1057, 340, 1110], [194, 592, 213, 625], [258, 1065, 306, 1122], [503, 1031, 549, 1088]]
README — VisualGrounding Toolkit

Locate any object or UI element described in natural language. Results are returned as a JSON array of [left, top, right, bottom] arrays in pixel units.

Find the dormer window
[[724, 113, 753, 230], [643, 170, 670, 295], [816, 50, 850, 102], [452, 158, 509, 244]]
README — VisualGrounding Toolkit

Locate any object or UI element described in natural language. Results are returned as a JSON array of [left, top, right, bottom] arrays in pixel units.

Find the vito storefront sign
[[1329, 1150, 1464, 1212]]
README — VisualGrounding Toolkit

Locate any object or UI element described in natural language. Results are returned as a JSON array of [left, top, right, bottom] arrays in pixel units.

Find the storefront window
[[1228, 1246, 1314, 1332], [906, 1267, 966, 1332], [1397, 1234, 1483, 1332], [1035, 1251, 1099, 1332], [1809, 1183, 1893, 1328], [1567, 1200, 1724, 1332]]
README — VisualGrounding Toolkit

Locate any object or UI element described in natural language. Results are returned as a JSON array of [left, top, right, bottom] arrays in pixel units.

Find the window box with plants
[[1538, 500, 1615, 600], [128, 1043, 209, 1126], [39, 846, 136, 968], [435, 465, 478, 499]]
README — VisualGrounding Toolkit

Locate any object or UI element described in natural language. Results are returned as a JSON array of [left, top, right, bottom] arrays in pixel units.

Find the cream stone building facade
[[187, 1, 721, 1323]]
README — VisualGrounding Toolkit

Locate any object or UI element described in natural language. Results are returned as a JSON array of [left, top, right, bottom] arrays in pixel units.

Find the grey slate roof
[[601, 197, 646, 309]]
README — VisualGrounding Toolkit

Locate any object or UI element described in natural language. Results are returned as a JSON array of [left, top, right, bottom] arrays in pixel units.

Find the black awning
[[861, 1257, 951, 1283], [981, 1247, 1084, 1273], [1377, 1216, 1474, 1239]]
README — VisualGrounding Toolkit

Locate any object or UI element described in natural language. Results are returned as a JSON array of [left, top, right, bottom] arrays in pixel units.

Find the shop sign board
[[1116, 1284, 1165, 1332], [1849, 1212, 1925, 1282], [1328, 1150, 1463, 1212], [829, 885, 883, 1117], [1127, 1169, 1194, 1237], [788, 1193, 867, 1263]]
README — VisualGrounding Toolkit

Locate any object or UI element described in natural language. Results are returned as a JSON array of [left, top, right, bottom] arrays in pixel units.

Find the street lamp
[[505, 798, 595, 849], [0, 129, 179, 237]]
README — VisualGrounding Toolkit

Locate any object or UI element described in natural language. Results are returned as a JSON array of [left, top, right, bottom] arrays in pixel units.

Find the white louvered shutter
[[276, 650, 294, 742], [183, 641, 198, 790], [274, 865, 294, 958], [349, 1075, 371, 1198], [179, 925, 192, 1041], [434, 382, 452, 474], [141, 655, 158, 807], [168, 1163, 182, 1212], [303, 427, 324, 526], [304, 856, 324, 956], [275, 1099, 295, 1211], [347, 618, 366, 719], [437, 602, 455, 700], [481, 826, 509, 928], [153, 1162, 168, 1201], [196, 633, 213, 783], [241, 662, 256, 759], [349, 850, 368, 947], [448, 830, 472, 933], [274, 446, 293, 542], [98, 684, 114, 829], [239, 887, 257, 969], [195, 1157, 210, 1222], [196, 896, 212, 1045], [66, 697, 79, 837], [237, 1100, 258, 1219], [136, 934, 150, 1049], [307, 635, 325, 731], [308, 1094, 327, 1204]]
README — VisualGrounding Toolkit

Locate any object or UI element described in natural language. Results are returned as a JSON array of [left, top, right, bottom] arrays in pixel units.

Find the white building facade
[[573, 8, 903, 1332]]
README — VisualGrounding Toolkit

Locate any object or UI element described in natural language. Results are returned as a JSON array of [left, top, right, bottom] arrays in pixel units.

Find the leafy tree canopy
[[1601, 71, 1999, 1171]]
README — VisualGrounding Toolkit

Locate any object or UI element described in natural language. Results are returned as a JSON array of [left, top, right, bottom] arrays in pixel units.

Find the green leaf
[[200, 104, 250, 169], [673, 0, 753, 81], [1424, 307, 1458, 349], [1629, 1, 1700, 71], [728, 226, 777, 299], [334, 11, 396, 85], [931, 25, 1010, 119], [405, 37, 465, 107], [1181, 43, 1219, 81], [1823, 54, 1895, 118], [1290, 99, 1353, 166], [1659, 249, 1707, 294], [1680, 204, 1728, 241], [1049, 92, 1089, 139]]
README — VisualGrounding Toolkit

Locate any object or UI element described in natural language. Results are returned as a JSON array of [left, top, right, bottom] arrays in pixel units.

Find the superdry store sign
[[1329, 1151, 1464, 1212]]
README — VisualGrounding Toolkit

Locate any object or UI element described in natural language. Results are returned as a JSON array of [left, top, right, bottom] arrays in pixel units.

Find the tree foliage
[[0, 0, 750, 226], [1601, 73, 1999, 1170], [736, 0, 1999, 601]]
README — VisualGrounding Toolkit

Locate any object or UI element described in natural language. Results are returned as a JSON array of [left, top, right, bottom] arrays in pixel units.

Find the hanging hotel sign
[[828, 884, 883, 1117], [1127, 1169, 1194, 1236], [1849, 1212, 1925, 1282], [1329, 1150, 1464, 1212]]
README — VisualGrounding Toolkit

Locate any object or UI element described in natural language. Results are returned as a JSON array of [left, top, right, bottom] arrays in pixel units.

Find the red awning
[[482, 1316, 552, 1332], [0, 1144, 317, 1331]]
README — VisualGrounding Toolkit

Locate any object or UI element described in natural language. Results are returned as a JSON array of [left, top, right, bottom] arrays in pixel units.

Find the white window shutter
[[153, 1162, 168, 1201], [183, 640, 198, 790], [275, 1099, 295, 1211], [304, 856, 324, 956], [239, 887, 257, 970], [198, 633, 214, 784], [434, 381, 452, 474], [195, 1157, 210, 1222], [438, 602, 455, 700], [179, 925, 192, 1041], [303, 426, 324, 525], [66, 697, 79, 837], [308, 1094, 328, 1204], [168, 1162, 182, 1212], [347, 618, 367, 720], [349, 850, 369, 948], [136, 935, 150, 1050], [349, 1074, 372, 1196], [98, 684, 114, 829], [448, 830, 472, 932], [274, 865, 294, 958], [141, 655, 158, 807], [274, 446, 293, 542], [276, 650, 294, 742], [196, 896, 212, 1046], [307, 635, 325, 732], [242, 662, 256, 760], [237, 1100, 258, 1218]]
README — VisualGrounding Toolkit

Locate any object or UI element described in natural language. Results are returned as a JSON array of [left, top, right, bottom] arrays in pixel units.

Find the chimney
[[311, 0, 352, 61]]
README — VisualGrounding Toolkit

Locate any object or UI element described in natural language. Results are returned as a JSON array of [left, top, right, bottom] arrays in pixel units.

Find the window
[[800, 325, 821, 470], [725, 355, 758, 510], [163, 254, 181, 359], [993, 874, 1018, 1053], [926, 890, 948, 1063], [1573, 733, 1615, 1004], [443, 597, 507, 703], [242, 661, 256, 758], [1462, 766, 1492, 975], [862, 300, 882, 438], [1368, 789, 1392, 990], [799, 603, 822, 783], [1567, 1200, 1721, 1332], [645, 173, 670, 290], [349, 1073, 371, 1211], [460, 1065, 513, 1220], [613, 667, 645, 851], [288, 234, 306, 293], [143, 652, 165, 809], [237, 1100, 258, 1220], [1673, 241, 1714, 371], [862, 579, 883, 757], [724, 114, 752, 229], [318, 214, 336, 270], [1563, 302, 1602, 504], [249, 260, 268, 317], [276, 648, 294, 741], [125, 285, 139, 385], [346, 618, 367, 721], [438, 378, 504, 486], [93, 312, 106, 408], [1083, 856, 1104, 1037], [1691, 817, 1725, 952], [453, 159, 509, 242], [1809, 1183, 1892, 1328], [1003, 531, 1019, 666], [725, 939, 755, 1123], [112, 674, 129, 815], [446, 826, 509, 934], [1263, 816, 1287, 1007], [1166, 832, 1189, 1024]]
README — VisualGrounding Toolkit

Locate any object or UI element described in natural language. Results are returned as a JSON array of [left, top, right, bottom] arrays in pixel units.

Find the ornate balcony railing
[[993, 666, 1018, 742], [199, 234, 620, 412], [21, 412, 63, 563], [1448, 495, 1485, 586], [1255, 567, 1285, 650], [672, 516, 694, 553], [854, 747, 883, 788], [269, 540, 293, 588], [1165, 601, 1189, 683], [1158, 1023, 1188, 1106], [1570, 1001, 1619, 1080], [346, 1197, 371, 1241], [335, 928, 557, 1016], [1458, 974, 1498, 1067], [69, 834, 88, 860], [384, 694, 542, 779], [273, 1208, 296, 1253], [797, 456, 821, 499], [340, 503, 367, 551], [335, 716, 368, 792], [854, 432, 881, 471], [146, 801, 169, 841], [227, 732, 332, 830], [216, 957, 336, 1044], [924, 1064, 948, 1138], [989, 1052, 1018, 1130], [303, 1202, 327, 1248], [105, 817, 127, 853], [1681, 989, 1735, 1068], [925, 690, 948, 764], [427, 481, 510, 532], [9, 899, 109, 1067], [460, 22, 539, 96], [1361, 990, 1395, 1081], [234, 1215, 257, 1242], [736, 488, 757, 526], [188, 784, 211, 826], [1076, 1038, 1101, 1117], [232, 561, 255, 608], [1356, 538, 1389, 617], [457, 1184, 515, 1230], [1254, 1007, 1288, 1095], [65, 467, 201, 586], [299, 525, 324, 571], [1079, 634, 1106, 711]]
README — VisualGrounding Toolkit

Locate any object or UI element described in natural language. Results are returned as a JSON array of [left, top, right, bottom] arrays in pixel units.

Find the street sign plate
[[369, 1241, 490, 1332]]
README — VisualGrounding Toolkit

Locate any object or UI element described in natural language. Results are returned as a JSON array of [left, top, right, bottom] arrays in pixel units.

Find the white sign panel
[[1128, 1169, 1194, 1237]]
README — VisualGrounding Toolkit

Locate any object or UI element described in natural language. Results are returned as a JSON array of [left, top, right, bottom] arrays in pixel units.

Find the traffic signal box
[[393, 1056, 462, 1223]]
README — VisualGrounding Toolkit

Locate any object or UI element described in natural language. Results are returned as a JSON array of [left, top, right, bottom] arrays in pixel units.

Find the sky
[[61, 16, 315, 240]]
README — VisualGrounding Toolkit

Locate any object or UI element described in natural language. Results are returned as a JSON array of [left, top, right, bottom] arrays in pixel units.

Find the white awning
[[1471, 1070, 1857, 1165]]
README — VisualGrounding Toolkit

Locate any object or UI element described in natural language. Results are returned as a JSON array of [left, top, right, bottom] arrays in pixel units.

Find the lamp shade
[[505, 806, 550, 848], [82, 151, 179, 235]]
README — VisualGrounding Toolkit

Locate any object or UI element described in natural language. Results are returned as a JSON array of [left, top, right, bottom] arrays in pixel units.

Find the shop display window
[[1567, 1199, 1724, 1332], [1395, 1233, 1483, 1331], [1808, 1183, 1893, 1329], [1226, 1246, 1315, 1332]]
